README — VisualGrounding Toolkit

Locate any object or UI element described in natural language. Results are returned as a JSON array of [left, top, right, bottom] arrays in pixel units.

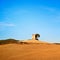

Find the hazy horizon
[[0, 0, 60, 43]]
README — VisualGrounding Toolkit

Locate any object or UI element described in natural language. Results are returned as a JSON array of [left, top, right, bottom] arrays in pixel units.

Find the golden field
[[0, 43, 60, 60]]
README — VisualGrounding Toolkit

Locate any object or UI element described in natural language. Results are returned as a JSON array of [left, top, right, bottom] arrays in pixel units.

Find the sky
[[0, 0, 60, 42]]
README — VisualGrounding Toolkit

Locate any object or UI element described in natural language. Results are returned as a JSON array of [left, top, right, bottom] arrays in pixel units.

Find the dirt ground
[[0, 44, 60, 60]]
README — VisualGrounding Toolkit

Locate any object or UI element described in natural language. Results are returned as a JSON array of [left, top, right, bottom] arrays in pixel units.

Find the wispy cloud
[[44, 7, 55, 12], [40, 6, 56, 12], [0, 22, 15, 27], [55, 16, 60, 23], [13, 9, 29, 15]]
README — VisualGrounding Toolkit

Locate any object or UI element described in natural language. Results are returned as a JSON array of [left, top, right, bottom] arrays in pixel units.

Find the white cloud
[[0, 22, 15, 27]]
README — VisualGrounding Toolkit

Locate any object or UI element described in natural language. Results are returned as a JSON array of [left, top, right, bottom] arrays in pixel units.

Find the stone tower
[[32, 34, 40, 40]]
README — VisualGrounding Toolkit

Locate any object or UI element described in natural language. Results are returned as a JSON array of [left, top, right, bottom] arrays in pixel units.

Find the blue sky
[[0, 0, 60, 42]]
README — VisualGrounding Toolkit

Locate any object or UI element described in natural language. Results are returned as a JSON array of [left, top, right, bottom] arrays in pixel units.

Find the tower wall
[[32, 34, 36, 40]]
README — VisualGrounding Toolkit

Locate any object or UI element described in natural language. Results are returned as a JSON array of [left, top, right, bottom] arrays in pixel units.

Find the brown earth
[[0, 43, 60, 60]]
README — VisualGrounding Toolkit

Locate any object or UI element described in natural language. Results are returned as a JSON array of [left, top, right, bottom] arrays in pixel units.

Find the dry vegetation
[[0, 39, 60, 60]]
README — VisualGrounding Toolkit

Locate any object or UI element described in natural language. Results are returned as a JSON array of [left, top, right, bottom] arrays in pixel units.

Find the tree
[[35, 34, 40, 40]]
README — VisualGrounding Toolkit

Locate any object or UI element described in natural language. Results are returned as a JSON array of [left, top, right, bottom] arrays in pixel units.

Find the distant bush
[[0, 39, 19, 45], [54, 43, 60, 45], [0, 39, 33, 45]]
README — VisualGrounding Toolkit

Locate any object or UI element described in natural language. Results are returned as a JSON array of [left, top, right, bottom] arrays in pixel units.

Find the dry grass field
[[0, 43, 60, 60]]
